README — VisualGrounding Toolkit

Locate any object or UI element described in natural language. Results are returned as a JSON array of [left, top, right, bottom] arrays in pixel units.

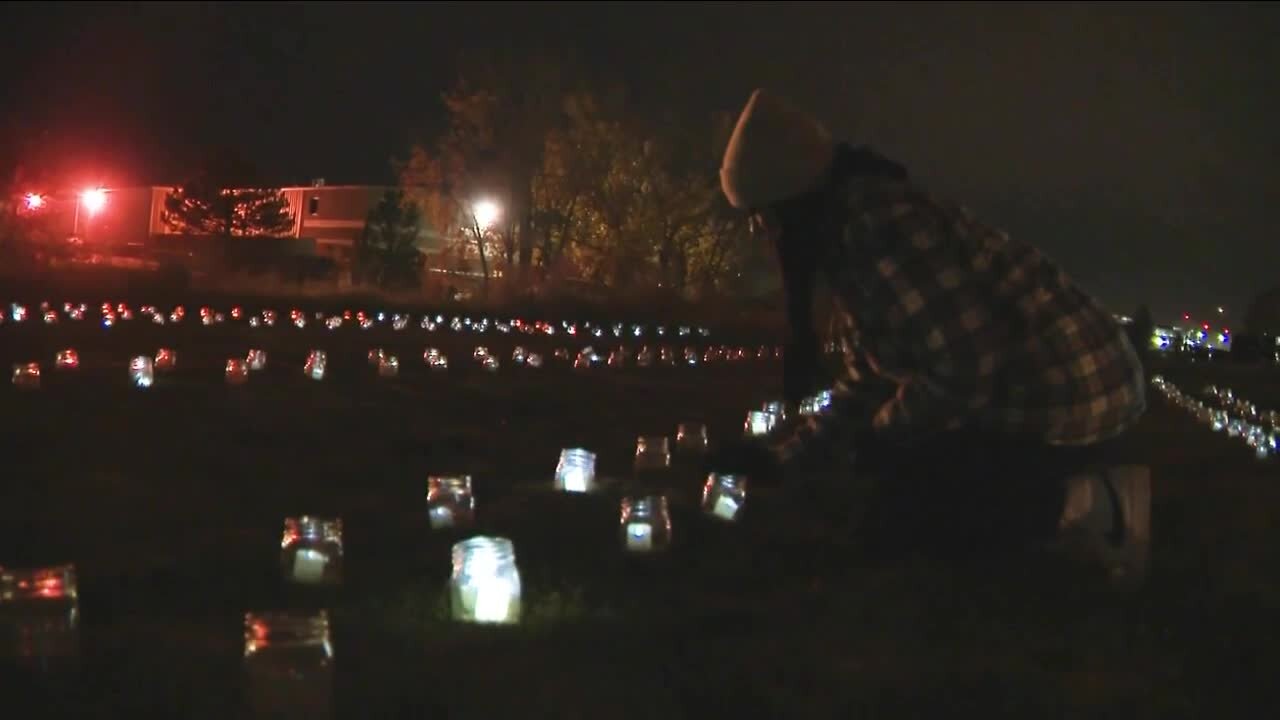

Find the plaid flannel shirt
[[772, 178, 1146, 466]]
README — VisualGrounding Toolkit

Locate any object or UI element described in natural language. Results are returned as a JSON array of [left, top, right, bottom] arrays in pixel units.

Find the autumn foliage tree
[[163, 153, 293, 239], [400, 57, 757, 301]]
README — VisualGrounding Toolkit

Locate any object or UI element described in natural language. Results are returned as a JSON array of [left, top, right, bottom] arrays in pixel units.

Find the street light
[[74, 187, 108, 237], [472, 200, 500, 233]]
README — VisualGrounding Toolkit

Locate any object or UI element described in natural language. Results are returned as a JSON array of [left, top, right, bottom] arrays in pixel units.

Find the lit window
[[309, 196, 320, 215]]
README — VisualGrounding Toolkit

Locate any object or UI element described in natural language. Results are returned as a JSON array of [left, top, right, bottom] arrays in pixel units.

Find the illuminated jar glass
[[744, 410, 775, 437], [246, 349, 268, 372], [130, 356, 155, 388], [761, 400, 787, 422], [619, 495, 672, 553], [377, 355, 399, 378], [0, 564, 80, 671], [12, 363, 41, 389], [702, 473, 748, 522], [304, 351, 327, 381], [280, 516, 343, 585], [525, 353, 543, 369], [555, 449, 597, 493], [155, 348, 177, 372], [55, 349, 79, 370], [634, 436, 671, 471], [675, 423, 708, 454], [367, 348, 384, 366], [449, 536, 522, 625], [226, 358, 250, 385], [243, 610, 333, 719], [427, 476, 475, 530]]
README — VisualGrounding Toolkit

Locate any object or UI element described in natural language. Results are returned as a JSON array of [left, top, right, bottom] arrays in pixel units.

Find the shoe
[[1056, 465, 1151, 590]]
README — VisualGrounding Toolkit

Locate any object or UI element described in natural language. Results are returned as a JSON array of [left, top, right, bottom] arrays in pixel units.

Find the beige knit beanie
[[720, 89, 836, 210]]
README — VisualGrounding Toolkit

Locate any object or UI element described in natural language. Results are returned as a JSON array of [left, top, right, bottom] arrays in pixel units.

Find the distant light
[[472, 200, 500, 232], [1217, 307, 1224, 314], [1183, 313, 1190, 321], [23, 193, 45, 210], [81, 188, 107, 214]]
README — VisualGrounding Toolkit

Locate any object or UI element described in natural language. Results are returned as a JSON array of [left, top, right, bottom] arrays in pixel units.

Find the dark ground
[[1, 304, 1279, 718]]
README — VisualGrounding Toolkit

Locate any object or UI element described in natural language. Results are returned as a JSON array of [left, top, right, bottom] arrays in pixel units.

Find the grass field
[[2, 306, 1279, 718]]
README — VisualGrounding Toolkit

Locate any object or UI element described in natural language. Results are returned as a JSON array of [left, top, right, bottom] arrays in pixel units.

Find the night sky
[[2, 2, 1277, 324]]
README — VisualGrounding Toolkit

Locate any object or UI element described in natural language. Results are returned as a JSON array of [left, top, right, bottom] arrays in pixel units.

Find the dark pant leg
[[854, 432, 1106, 560]]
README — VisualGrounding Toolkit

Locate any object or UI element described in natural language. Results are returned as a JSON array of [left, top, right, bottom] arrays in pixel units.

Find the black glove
[[704, 438, 782, 485]]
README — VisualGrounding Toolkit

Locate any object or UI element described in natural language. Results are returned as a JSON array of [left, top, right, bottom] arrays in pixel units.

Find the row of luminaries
[[10, 341, 784, 388], [0, 396, 833, 713], [3, 300, 714, 340], [1150, 375, 1278, 459]]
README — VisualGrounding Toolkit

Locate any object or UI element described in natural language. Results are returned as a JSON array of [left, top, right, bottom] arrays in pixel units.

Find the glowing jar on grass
[[744, 410, 775, 437], [377, 355, 399, 379], [155, 348, 177, 372], [305, 351, 327, 381], [449, 536, 522, 625], [425, 349, 448, 370], [619, 495, 672, 554], [555, 449, 597, 493], [280, 516, 343, 585], [130, 356, 155, 389], [11, 363, 40, 390], [226, 358, 250, 386], [525, 353, 544, 369], [427, 476, 476, 530], [55, 350, 79, 371], [675, 423, 708, 454], [0, 564, 80, 672], [247, 349, 268, 372], [762, 401, 787, 422], [702, 474, 748, 522], [243, 610, 333, 719], [634, 435, 671, 486]]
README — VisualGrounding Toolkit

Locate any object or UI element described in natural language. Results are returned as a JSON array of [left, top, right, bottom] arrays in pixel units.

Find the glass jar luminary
[[280, 516, 343, 585], [246, 349, 268, 372], [249, 316, 261, 328], [427, 475, 476, 530], [43, 310, 58, 325], [377, 355, 399, 378], [155, 348, 177, 372], [683, 347, 698, 366], [226, 358, 250, 385], [393, 315, 409, 331], [130, 356, 155, 388], [243, 610, 334, 719], [744, 410, 775, 437], [761, 401, 787, 422], [702, 473, 748, 522], [619, 495, 673, 554], [263, 310, 277, 327], [512, 346, 527, 364], [525, 353, 544, 369], [675, 423, 708, 454], [449, 536, 522, 624], [634, 435, 671, 476], [11, 362, 40, 389], [636, 347, 654, 368], [0, 564, 80, 671], [482, 355, 500, 372], [305, 351, 327, 381], [55, 349, 79, 370], [360, 318, 374, 330], [368, 348, 385, 366], [554, 449, 597, 493]]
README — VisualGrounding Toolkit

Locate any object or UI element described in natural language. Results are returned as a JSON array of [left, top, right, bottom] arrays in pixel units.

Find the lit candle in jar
[[619, 496, 672, 554], [744, 411, 775, 437], [377, 355, 399, 378], [226, 358, 249, 385], [55, 350, 79, 370], [130, 356, 154, 388], [243, 610, 333, 719], [427, 476, 475, 529], [305, 351, 327, 381], [675, 423, 708, 453], [554, 449, 596, 493], [154, 348, 177, 372], [246, 349, 268, 371], [280, 516, 343, 585], [11, 363, 41, 389], [702, 473, 748, 522], [0, 563, 80, 672], [449, 537, 522, 624]]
